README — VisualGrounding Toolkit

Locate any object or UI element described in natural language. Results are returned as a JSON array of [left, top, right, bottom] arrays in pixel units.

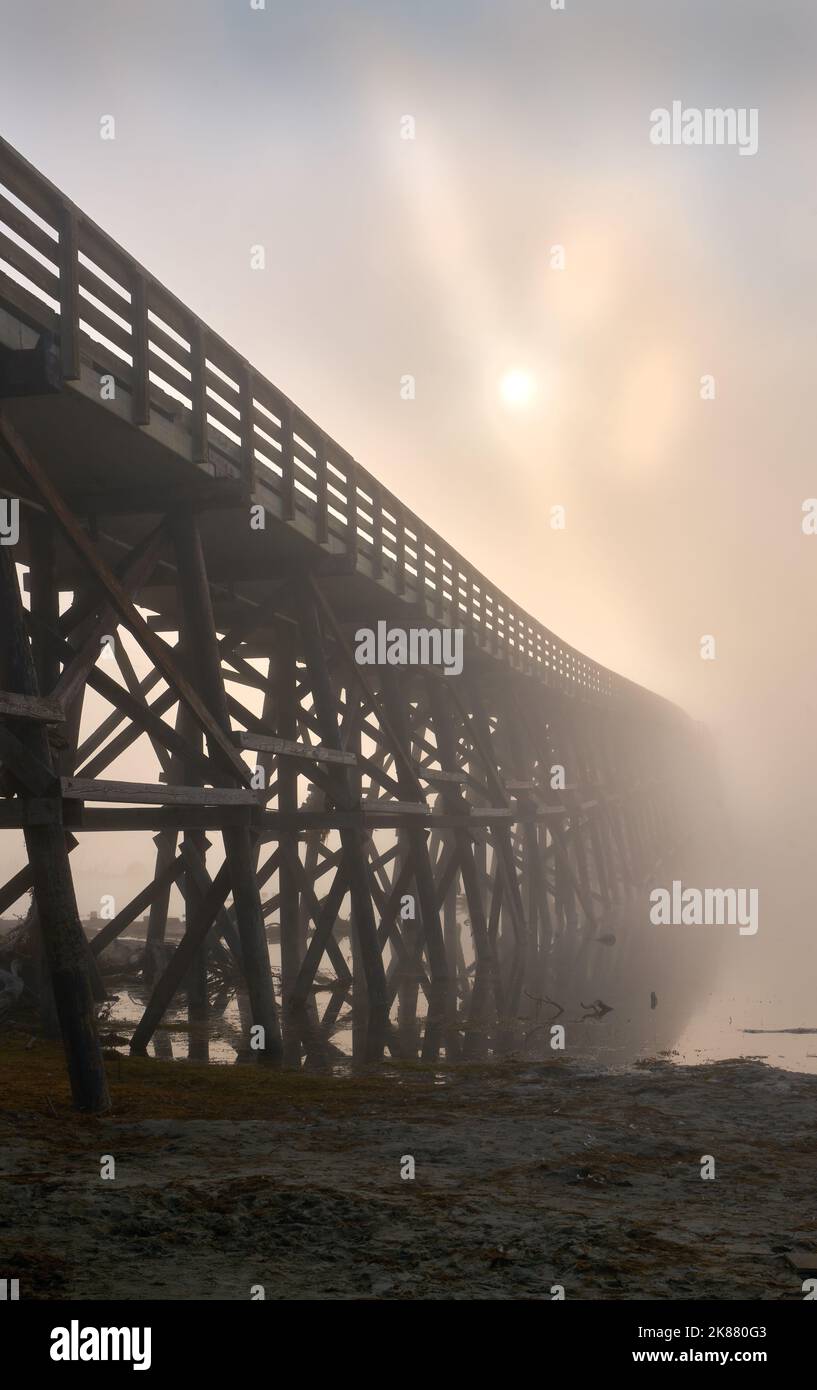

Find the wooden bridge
[[0, 136, 706, 1110]]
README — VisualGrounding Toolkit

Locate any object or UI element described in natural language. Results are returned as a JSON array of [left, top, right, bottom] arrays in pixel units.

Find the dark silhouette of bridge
[[0, 137, 705, 1110]]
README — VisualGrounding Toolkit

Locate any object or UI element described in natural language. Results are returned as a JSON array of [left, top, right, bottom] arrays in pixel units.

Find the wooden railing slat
[[57, 202, 80, 380]]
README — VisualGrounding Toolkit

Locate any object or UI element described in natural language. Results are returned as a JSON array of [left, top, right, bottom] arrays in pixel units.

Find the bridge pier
[[0, 532, 109, 1113], [169, 504, 282, 1063]]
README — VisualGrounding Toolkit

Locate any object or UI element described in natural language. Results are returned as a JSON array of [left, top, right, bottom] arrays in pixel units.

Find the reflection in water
[[102, 948, 817, 1076], [99, 881, 817, 1076]]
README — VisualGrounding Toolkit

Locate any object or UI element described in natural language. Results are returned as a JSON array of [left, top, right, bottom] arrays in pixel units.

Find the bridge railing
[[0, 136, 680, 721]]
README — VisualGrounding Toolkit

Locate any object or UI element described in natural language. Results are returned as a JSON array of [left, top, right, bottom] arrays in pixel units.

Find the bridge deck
[[0, 135, 674, 720]]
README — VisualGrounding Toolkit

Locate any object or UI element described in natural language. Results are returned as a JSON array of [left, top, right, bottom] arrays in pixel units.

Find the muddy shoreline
[[2, 1039, 814, 1300]]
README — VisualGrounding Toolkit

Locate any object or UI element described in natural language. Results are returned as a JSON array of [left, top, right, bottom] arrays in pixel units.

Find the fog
[[1, 0, 814, 1039]]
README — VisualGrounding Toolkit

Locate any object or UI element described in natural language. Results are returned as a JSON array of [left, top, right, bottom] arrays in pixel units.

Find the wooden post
[[379, 668, 448, 1058], [272, 619, 304, 1062], [0, 544, 109, 1112], [27, 513, 61, 1036], [425, 678, 496, 1055], [294, 588, 388, 1024], [178, 696, 209, 1062], [143, 832, 177, 984], [170, 506, 282, 1062]]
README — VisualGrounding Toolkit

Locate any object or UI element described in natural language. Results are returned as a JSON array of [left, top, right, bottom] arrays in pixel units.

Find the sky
[[1, 0, 815, 1014]]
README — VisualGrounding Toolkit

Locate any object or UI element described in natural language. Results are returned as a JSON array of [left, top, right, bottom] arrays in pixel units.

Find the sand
[[2, 1039, 815, 1300]]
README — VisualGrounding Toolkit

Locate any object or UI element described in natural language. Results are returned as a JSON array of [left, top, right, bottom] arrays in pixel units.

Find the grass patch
[[0, 1032, 398, 1128]]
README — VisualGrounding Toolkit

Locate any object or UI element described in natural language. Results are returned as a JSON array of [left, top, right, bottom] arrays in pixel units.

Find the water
[[102, 943, 817, 1074]]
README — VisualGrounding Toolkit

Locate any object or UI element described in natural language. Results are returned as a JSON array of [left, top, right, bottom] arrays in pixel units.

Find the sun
[[499, 368, 535, 408]]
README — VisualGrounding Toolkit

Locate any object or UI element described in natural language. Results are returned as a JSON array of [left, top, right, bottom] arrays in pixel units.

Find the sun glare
[[499, 368, 535, 408]]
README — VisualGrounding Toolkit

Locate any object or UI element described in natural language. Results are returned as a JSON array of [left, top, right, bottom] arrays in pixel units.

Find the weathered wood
[[289, 862, 351, 1006], [74, 668, 162, 765], [361, 797, 428, 817], [0, 542, 109, 1112], [0, 834, 77, 914], [56, 201, 80, 380], [129, 861, 232, 1056], [143, 830, 177, 984], [112, 636, 173, 779], [309, 576, 423, 798], [59, 777, 259, 806], [379, 670, 448, 1018], [0, 411, 251, 786], [0, 137, 705, 1073], [425, 676, 500, 1049], [50, 522, 167, 709], [178, 835, 245, 972], [89, 853, 185, 958], [176, 673, 210, 1058], [0, 690, 65, 723], [26, 618, 222, 783], [24, 512, 65, 1038], [295, 587, 388, 1019], [0, 724, 57, 795], [170, 505, 282, 1060], [130, 270, 150, 426], [417, 766, 468, 785], [270, 622, 302, 1040], [233, 731, 357, 766], [280, 840, 353, 993]]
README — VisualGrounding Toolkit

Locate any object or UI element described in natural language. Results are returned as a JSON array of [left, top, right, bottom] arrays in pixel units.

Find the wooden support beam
[[173, 670, 210, 1057], [0, 724, 57, 795], [0, 541, 109, 1112], [129, 861, 232, 1056], [270, 620, 302, 1043], [379, 668, 449, 1044], [279, 840, 353, 993], [425, 676, 500, 1045], [112, 635, 173, 779], [308, 575, 424, 799], [50, 521, 167, 709], [0, 690, 65, 723], [142, 831, 177, 982], [361, 797, 428, 817], [289, 863, 351, 1007], [66, 479, 248, 516], [0, 411, 251, 786], [89, 853, 185, 958], [295, 587, 388, 1018], [27, 614, 222, 785], [179, 836, 245, 972], [261, 843, 341, 918], [171, 505, 282, 1059], [417, 766, 468, 785], [60, 777, 259, 806], [74, 668, 162, 766], [0, 799, 578, 832], [233, 732, 357, 766], [0, 833, 77, 914]]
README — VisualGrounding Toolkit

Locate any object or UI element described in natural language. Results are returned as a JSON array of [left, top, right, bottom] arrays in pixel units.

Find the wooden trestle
[[0, 136, 706, 1109]]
